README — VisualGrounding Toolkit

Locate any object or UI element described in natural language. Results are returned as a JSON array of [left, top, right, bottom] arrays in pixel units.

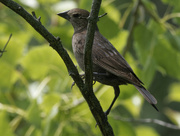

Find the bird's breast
[[72, 34, 85, 70], [72, 34, 85, 53]]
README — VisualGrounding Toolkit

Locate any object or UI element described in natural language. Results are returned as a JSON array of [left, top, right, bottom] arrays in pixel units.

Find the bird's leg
[[95, 86, 120, 127], [104, 86, 120, 116]]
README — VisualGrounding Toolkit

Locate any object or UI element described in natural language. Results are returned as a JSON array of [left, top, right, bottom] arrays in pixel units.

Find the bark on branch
[[0, 0, 114, 135]]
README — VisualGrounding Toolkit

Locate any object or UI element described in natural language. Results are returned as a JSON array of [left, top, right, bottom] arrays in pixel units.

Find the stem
[[0, 0, 115, 135]]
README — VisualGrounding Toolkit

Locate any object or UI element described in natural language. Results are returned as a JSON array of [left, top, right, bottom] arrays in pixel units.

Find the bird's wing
[[92, 31, 143, 85], [74, 30, 158, 107]]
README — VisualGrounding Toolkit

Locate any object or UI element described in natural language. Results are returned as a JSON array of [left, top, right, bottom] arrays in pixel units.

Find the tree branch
[[114, 115, 180, 130], [84, 0, 101, 93], [83, 0, 114, 135], [0, 0, 114, 135]]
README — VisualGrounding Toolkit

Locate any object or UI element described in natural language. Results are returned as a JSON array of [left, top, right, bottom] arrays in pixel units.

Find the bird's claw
[[71, 81, 76, 89], [93, 80, 96, 85]]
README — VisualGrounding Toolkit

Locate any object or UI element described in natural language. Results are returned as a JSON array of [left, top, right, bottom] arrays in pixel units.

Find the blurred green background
[[0, 0, 180, 135]]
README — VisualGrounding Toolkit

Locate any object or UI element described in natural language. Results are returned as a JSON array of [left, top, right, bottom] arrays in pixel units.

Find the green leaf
[[0, 62, 20, 92], [110, 30, 129, 52], [41, 93, 61, 115], [164, 108, 180, 126], [0, 111, 15, 136], [134, 24, 156, 64], [0, 62, 14, 91], [98, 7, 120, 39], [141, 56, 156, 87], [26, 101, 41, 128], [168, 83, 180, 102], [21, 45, 66, 80], [162, 0, 180, 6], [142, 0, 159, 20], [153, 36, 180, 79], [136, 126, 159, 136], [148, 20, 166, 35], [110, 119, 136, 136], [0, 33, 28, 66], [102, 4, 121, 24], [165, 32, 180, 51]]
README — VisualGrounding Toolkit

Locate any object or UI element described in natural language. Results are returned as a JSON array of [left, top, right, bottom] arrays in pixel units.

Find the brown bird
[[57, 8, 158, 116]]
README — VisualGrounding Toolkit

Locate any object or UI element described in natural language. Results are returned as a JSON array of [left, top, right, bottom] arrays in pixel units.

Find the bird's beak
[[57, 10, 70, 21]]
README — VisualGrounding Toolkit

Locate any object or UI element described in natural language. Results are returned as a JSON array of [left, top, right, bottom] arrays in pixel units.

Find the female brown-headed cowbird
[[57, 8, 158, 116]]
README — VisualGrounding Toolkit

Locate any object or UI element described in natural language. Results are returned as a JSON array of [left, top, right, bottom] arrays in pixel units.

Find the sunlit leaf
[[164, 108, 180, 126], [0, 34, 26, 66], [0, 111, 15, 136], [167, 83, 180, 102], [153, 36, 180, 79], [26, 101, 41, 128], [0, 62, 14, 91], [102, 4, 121, 24], [21, 45, 67, 80], [136, 126, 159, 136], [134, 24, 156, 64], [162, 0, 180, 6], [110, 119, 136, 136], [98, 6, 120, 39], [165, 32, 180, 52], [110, 30, 129, 52], [141, 56, 156, 87], [41, 93, 61, 115]]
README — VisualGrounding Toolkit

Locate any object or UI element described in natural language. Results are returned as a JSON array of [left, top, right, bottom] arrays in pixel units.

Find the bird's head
[[57, 8, 90, 32]]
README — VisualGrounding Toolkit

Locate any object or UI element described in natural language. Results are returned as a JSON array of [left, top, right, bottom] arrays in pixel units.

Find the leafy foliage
[[0, 0, 180, 135]]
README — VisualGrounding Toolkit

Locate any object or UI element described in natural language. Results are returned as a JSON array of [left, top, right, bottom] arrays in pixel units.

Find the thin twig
[[32, 11, 41, 22], [114, 116, 180, 130], [0, 0, 114, 135], [98, 13, 107, 19], [0, 33, 12, 57]]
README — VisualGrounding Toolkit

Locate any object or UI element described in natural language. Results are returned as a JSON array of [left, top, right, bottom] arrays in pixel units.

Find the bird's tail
[[134, 85, 159, 111]]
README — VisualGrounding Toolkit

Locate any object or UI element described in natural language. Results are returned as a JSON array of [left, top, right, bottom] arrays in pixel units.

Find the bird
[[57, 8, 158, 116]]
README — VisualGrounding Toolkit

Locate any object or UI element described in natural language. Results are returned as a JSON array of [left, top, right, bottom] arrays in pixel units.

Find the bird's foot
[[71, 73, 99, 89]]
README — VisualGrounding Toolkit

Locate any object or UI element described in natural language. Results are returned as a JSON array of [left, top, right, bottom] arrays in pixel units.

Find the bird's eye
[[72, 13, 80, 18]]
